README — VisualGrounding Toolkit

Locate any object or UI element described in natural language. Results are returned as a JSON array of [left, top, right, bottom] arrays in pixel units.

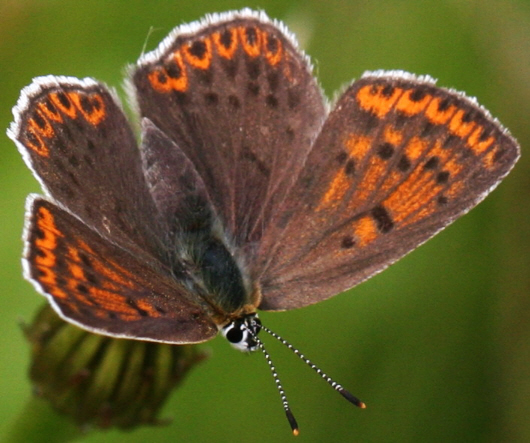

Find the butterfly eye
[[222, 322, 244, 344], [221, 314, 261, 352]]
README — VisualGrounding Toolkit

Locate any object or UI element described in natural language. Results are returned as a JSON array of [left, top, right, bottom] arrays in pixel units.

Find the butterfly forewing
[[131, 12, 327, 247], [9, 77, 165, 262], [258, 73, 520, 310]]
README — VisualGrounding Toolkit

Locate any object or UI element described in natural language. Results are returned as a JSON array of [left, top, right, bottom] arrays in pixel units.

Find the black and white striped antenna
[[250, 332, 300, 435], [245, 318, 365, 436]]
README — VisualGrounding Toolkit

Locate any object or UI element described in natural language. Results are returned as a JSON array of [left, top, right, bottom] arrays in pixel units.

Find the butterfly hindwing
[[24, 197, 218, 343], [140, 118, 217, 238]]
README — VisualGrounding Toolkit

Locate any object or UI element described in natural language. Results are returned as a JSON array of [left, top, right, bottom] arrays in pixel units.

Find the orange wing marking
[[384, 139, 464, 226], [148, 67, 172, 93], [75, 240, 158, 320], [404, 136, 428, 162], [425, 97, 457, 125], [317, 135, 371, 211], [467, 126, 495, 156], [69, 92, 106, 126], [448, 109, 476, 139], [384, 125, 403, 146], [352, 216, 378, 247], [317, 172, 350, 212], [25, 126, 49, 157], [49, 92, 78, 119], [382, 138, 434, 222], [37, 100, 63, 123], [33, 206, 67, 299], [183, 37, 213, 70], [212, 29, 239, 59], [395, 90, 433, 116], [66, 246, 85, 281], [238, 26, 262, 58], [341, 134, 377, 207], [356, 85, 404, 118], [483, 145, 503, 170], [263, 32, 283, 66], [148, 51, 188, 93], [136, 299, 162, 318], [28, 109, 55, 139]]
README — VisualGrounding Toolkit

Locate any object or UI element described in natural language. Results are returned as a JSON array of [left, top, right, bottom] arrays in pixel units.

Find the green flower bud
[[23, 304, 209, 430]]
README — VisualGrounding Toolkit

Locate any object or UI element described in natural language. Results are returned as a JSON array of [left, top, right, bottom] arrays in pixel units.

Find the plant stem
[[1, 396, 84, 443]]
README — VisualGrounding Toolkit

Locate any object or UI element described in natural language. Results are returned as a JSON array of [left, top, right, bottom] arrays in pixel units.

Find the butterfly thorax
[[176, 227, 260, 327]]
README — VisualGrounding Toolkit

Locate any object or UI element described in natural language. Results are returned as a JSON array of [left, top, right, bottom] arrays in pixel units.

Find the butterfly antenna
[[248, 331, 299, 436], [260, 324, 366, 409]]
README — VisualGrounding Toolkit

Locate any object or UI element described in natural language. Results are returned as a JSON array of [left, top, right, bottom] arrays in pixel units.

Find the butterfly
[[8, 8, 519, 433]]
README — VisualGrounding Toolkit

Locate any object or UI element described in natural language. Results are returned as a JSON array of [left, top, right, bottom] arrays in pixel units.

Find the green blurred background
[[1, 1, 529, 442]]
